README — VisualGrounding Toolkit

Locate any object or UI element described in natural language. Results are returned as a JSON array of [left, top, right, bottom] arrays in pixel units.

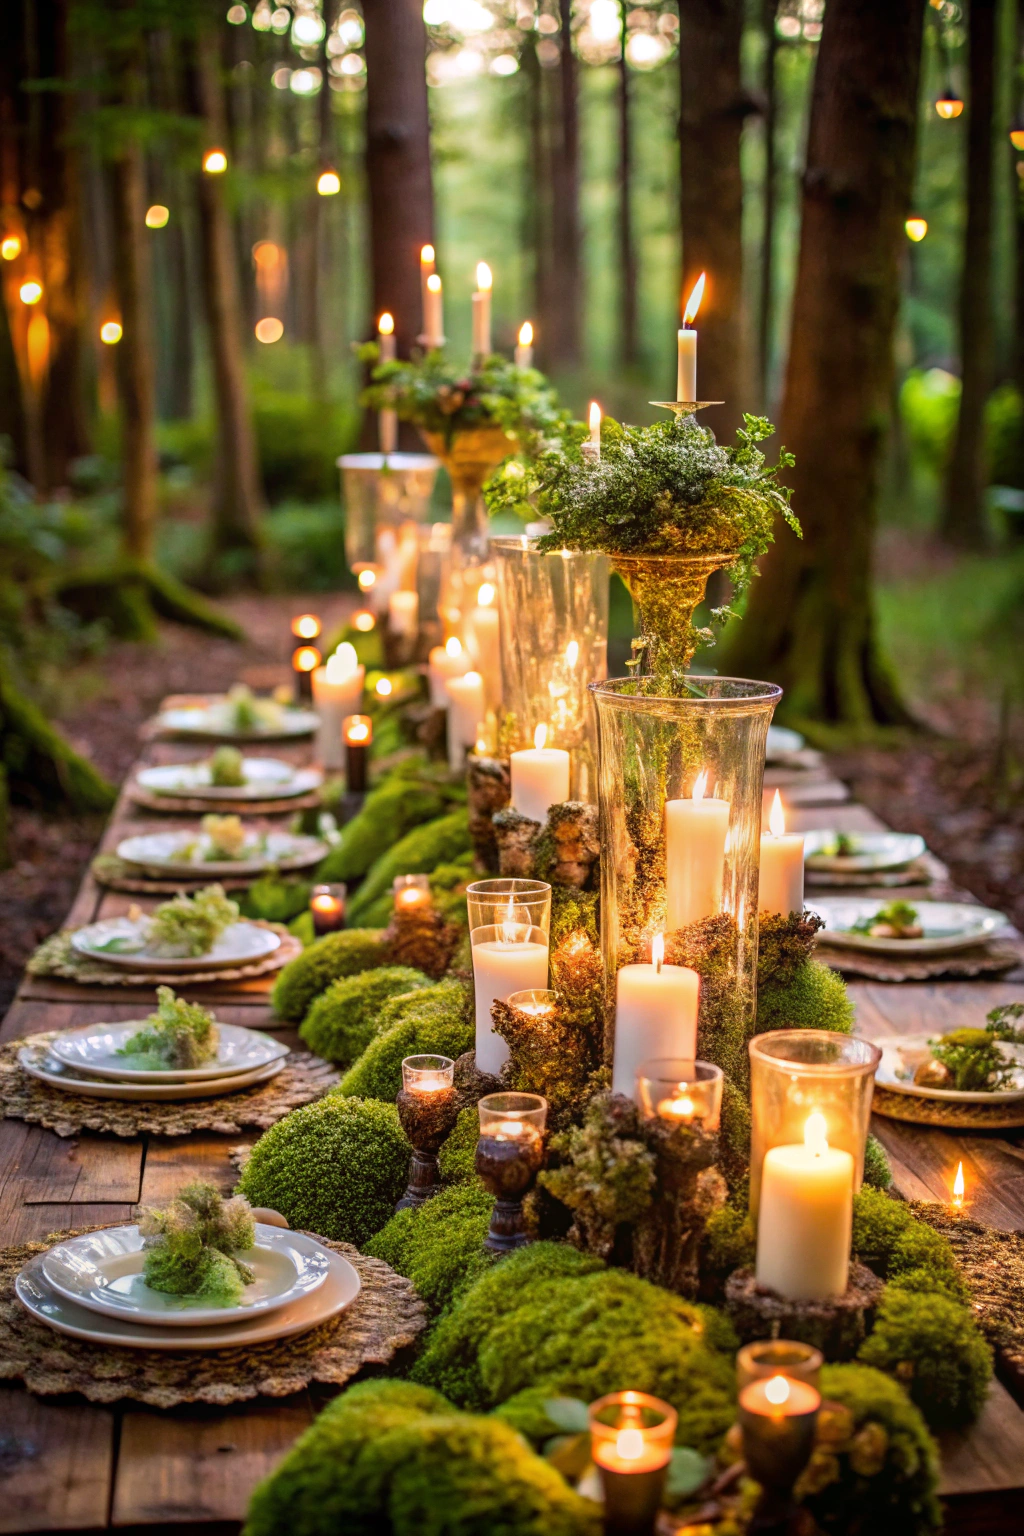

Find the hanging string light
[[934, 82, 964, 119]]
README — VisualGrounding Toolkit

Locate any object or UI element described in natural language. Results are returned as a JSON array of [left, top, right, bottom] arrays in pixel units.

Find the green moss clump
[[550, 887, 600, 948], [703, 1204, 756, 1283], [858, 1287, 992, 1428], [270, 929, 386, 1021], [119, 987, 218, 1070], [147, 884, 239, 957], [364, 1183, 496, 1315], [243, 1378, 599, 1536], [756, 958, 854, 1034], [412, 1242, 605, 1409], [138, 1181, 256, 1306], [299, 966, 432, 1065], [851, 1186, 915, 1270], [346, 809, 472, 926], [338, 979, 473, 1101], [863, 1132, 893, 1190], [438, 1106, 479, 1185], [237, 1095, 408, 1244], [796, 1364, 941, 1535], [315, 778, 448, 884], [239, 873, 314, 925], [209, 745, 245, 786]]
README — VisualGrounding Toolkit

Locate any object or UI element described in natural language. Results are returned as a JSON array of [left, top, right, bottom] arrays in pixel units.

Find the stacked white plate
[[19, 1020, 289, 1101], [807, 897, 1007, 955], [17, 1223, 360, 1349], [156, 701, 320, 741], [70, 915, 282, 973], [136, 759, 322, 803], [116, 827, 327, 879]]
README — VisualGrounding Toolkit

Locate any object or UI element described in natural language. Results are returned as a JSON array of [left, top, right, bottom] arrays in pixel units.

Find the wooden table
[[0, 737, 1021, 1533]]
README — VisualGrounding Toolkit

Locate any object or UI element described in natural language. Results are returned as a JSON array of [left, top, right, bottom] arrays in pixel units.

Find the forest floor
[[1, 572, 1021, 1014]]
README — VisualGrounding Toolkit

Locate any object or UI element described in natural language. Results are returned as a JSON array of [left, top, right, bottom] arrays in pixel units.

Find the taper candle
[[377, 311, 397, 455], [677, 272, 705, 403], [422, 272, 444, 348], [514, 320, 534, 368], [471, 261, 492, 358]]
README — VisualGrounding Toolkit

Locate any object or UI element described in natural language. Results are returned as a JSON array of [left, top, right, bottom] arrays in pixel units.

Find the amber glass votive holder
[[393, 873, 432, 913], [588, 1390, 677, 1536], [395, 1055, 458, 1211], [738, 1374, 820, 1505], [474, 1092, 547, 1252], [736, 1340, 823, 1394], [309, 883, 346, 935], [635, 1059, 724, 1130]]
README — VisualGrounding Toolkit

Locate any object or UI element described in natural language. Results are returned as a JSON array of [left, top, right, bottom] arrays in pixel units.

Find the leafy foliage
[[119, 986, 219, 1070], [147, 884, 239, 957], [139, 1179, 255, 1306]]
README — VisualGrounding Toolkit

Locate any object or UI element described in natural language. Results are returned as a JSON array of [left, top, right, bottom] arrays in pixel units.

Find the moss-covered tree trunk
[[941, 0, 997, 547], [544, 0, 583, 372], [678, 0, 747, 440], [720, 0, 926, 729], [111, 129, 159, 562]]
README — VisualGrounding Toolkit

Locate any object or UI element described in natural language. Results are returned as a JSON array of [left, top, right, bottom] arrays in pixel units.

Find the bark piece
[[724, 1261, 885, 1359], [452, 1050, 502, 1113], [466, 755, 511, 872], [381, 905, 461, 980], [493, 807, 541, 879], [547, 802, 601, 889]]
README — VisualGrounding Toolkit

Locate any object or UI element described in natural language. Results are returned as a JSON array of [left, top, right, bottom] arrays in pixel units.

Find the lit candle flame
[[358, 569, 377, 590], [346, 719, 370, 744], [421, 244, 435, 266], [664, 1095, 695, 1118], [534, 723, 547, 750], [683, 271, 706, 327], [427, 273, 442, 295], [518, 320, 533, 346], [615, 1427, 646, 1461], [354, 610, 376, 632], [652, 932, 664, 974], [804, 1111, 828, 1155], [764, 1375, 791, 1407], [768, 789, 786, 838], [325, 643, 358, 684], [477, 582, 495, 607], [445, 636, 463, 658], [476, 261, 492, 292], [953, 1161, 965, 1208], [692, 770, 708, 802], [589, 400, 602, 435], [291, 613, 321, 639], [565, 640, 579, 667], [500, 895, 519, 945], [293, 645, 321, 673], [378, 311, 394, 336], [376, 677, 393, 697]]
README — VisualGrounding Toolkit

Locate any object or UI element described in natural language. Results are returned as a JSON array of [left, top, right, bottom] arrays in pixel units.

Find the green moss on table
[[270, 928, 386, 1021], [299, 966, 432, 1065], [338, 979, 473, 1101], [364, 1182, 496, 1315]]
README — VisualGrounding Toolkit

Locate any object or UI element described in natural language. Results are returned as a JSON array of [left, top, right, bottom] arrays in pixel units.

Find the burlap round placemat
[[26, 924, 301, 988], [128, 785, 322, 816], [0, 1226, 425, 1408], [0, 1034, 338, 1138], [871, 1083, 1024, 1129], [91, 854, 254, 896], [815, 936, 1023, 982]]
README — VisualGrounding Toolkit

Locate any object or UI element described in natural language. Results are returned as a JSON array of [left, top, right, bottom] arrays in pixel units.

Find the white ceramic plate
[[766, 725, 805, 759], [18, 1045, 284, 1100], [41, 1223, 330, 1327], [158, 704, 319, 740], [17, 1244, 359, 1350], [809, 898, 1007, 955], [70, 918, 280, 972], [49, 1021, 288, 1083], [116, 829, 327, 878], [136, 760, 322, 802], [874, 1033, 1024, 1103], [804, 830, 927, 873]]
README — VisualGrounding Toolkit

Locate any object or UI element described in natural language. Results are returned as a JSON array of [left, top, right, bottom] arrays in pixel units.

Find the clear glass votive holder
[[393, 873, 433, 913], [468, 880, 552, 1076], [466, 877, 552, 936], [588, 1391, 677, 1536], [736, 1340, 823, 1393], [309, 883, 346, 936], [748, 1030, 882, 1217], [635, 1059, 724, 1130], [401, 1054, 455, 1095], [475, 1092, 548, 1251], [506, 988, 559, 1020]]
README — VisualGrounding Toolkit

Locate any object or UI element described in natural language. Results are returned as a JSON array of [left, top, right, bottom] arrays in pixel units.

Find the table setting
[[150, 687, 320, 743], [129, 752, 323, 816], [90, 818, 328, 895]]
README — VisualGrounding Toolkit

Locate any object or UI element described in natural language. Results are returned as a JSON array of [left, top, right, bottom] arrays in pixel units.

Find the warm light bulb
[[421, 244, 435, 266], [804, 1111, 828, 1154], [19, 281, 42, 305], [683, 271, 706, 326], [764, 1375, 791, 1407], [354, 610, 376, 632], [476, 261, 492, 292], [145, 205, 169, 229], [615, 1427, 645, 1461], [1, 236, 22, 260], [476, 581, 495, 607], [953, 1160, 965, 1208], [100, 321, 122, 345], [445, 636, 462, 657], [317, 169, 341, 196], [533, 723, 548, 750], [255, 317, 284, 343], [692, 769, 708, 802], [203, 148, 228, 173], [291, 613, 321, 639], [768, 789, 786, 838], [358, 569, 377, 590], [651, 932, 664, 973], [293, 645, 321, 673], [427, 273, 442, 294], [518, 320, 533, 346], [905, 217, 928, 243], [378, 311, 394, 336], [376, 676, 393, 697], [325, 643, 358, 683]]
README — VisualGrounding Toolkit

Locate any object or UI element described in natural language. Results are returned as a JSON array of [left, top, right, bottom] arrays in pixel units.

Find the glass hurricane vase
[[590, 675, 781, 1089], [338, 452, 439, 575]]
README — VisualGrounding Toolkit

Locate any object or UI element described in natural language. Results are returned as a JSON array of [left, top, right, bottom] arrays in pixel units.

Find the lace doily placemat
[[90, 854, 253, 896], [815, 936, 1023, 982], [0, 1034, 338, 1138], [128, 785, 322, 816], [26, 924, 301, 988], [0, 1227, 425, 1408], [871, 1083, 1024, 1129]]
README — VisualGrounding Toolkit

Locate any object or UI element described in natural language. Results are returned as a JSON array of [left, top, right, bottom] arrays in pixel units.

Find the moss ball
[[858, 1286, 992, 1428], [438, 1107, 479, 1185], [365, 1182, 495, 1316], [756, 958, 854, 1033], [271, 929, 386, 1022], [863, 1132, 893, 1190], [851, 1186, 915, 1270], [237, 1094, 408, 1244], [339, 979, 473, 1101], [299, 966, 432, 1065], [347, 809, 472, 926]]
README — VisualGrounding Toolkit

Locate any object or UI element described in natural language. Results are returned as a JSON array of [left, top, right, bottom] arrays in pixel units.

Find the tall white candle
[[755, 1112, 853, 1301], [423, 273, 444, 348], [465, 581, 501, 710], [676, 272, 705, 403], [471, 261, 492, 358], [419, 244, 435, 335], [758, 790, 805, 915], [428, 635, 470, 707], [612, 935, 700, 1098], [377, 312, 397, 454], [388, 589, 419, 639], [664, 771, 730, 930], [472, 921, 549, 1074], [311, 644, 365, 769], [581, 400, 602, 465], [445, 670, 485, 773], [514, 320, 533, 368], [511, 724, 570, 825]]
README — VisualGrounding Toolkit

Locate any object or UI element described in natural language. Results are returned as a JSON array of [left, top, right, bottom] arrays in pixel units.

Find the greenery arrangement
[[147, 884, 239, 958], [365, 1182, 496, 1317], [119, 987, 219, 1071], [922, 1003, 1024, 1092], [209, 746, 246, 787], [139, 1180, 255, 1307], [193, 814, 249, 862], [345, 808, 472, 927], [299, 966, 433, 1067]]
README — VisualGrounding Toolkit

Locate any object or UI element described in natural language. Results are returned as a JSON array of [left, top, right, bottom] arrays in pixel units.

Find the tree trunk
[[618, 18, 639, 368], [192, 31, 265, 573], [758, 0, 779, 411], [110, 136, 158, 560], [677, 0, 746, 440], [546, 0, 583, 371], [720, 0, 927, 729], [941, 0, 997, 546], [1016, 0, 1024, 412], [362, 0, 434, 357]]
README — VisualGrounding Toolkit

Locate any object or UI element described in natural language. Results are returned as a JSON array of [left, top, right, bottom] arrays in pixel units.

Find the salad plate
[[136, 760, 322, 802], [158, 702, 319, 741], [16, 1243, 360, 1350], [41, 1223, 330, 1327], [18, 1045, 284, 1100], [70, 917, 280, 972], [116, 828, 327, 878], [874, 1033, 1024, 1103], [804, 830, 926, 874], [49, 1021, 288, 1082], [809, 898, 1007, 955]]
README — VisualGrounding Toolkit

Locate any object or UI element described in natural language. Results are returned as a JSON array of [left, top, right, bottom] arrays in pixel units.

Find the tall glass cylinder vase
[[492, 536, 610, 803], [338, 452, 440, 583], [590, 677, 781, 1088]]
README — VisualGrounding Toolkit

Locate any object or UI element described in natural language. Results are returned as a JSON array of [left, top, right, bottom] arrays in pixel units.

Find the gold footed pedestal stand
[[419, 428, 518, 618]]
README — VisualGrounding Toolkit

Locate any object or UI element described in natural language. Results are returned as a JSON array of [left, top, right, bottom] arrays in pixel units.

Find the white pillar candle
[[388, 589, 419, 639], [677, 271, 705, 403], [423, 272, 444, 348], [582, 400, 602, 465], [510, 724, 570, 825], [311, 644, 365, 769], [471, 261, 492, 358], [758, 790, 805, 915], [612, 936, 700, 1098], [664, 771, 730, 930], [471, 923, 549, 1074], [428, 636, 470, 707], [445, 670, 485, 773], [755, 1112, 854, 1301], [377, 312, 397, 454], [465, 581, 502, 710], [514, 320, 533, 368], [419, 244, 435, 334]]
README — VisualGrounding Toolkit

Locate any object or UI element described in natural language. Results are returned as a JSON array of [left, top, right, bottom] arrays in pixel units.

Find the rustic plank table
[[0, 732, 1020, 1533]]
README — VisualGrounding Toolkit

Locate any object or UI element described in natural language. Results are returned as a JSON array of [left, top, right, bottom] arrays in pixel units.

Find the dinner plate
[[18, 1045, 284, 1100], [136, 760, 322, 802], [41, 1223, 330, 1327], [809, 898, 1007, 955], [116, 828, 327, 878], [70, 918, 280, 972], [49, 1021, 288, 1082], [804, 830, 927, 873], [874, 1033, 1024, 1103], [17, 1243, 359, 1350], [766, 725, 805, 759], [158, 704, 319, 740]]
